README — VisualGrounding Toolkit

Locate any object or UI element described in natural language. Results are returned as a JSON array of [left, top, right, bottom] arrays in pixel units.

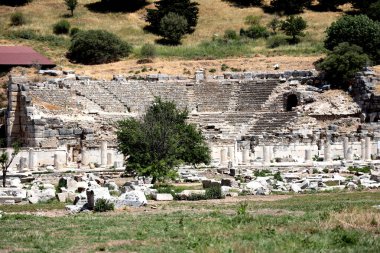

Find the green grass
[[0, 191, 379, 252]]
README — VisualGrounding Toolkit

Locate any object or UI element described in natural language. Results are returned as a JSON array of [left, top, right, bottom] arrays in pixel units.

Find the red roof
[[0, 46, 55, 66]]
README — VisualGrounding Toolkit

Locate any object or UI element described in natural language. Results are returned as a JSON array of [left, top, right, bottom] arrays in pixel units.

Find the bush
[[240, 25, 269, 39], [94, 198, 114, 212], [280, 15, 307, 44], [224, 29, 239, 40], [367, 0, 380, 21], [316, 42, 370, 87], [70, 27, 80, 37], [140, 43, 156, 59], [266, 34, 288, 48], [244, 15, 261, 26], [273, 172, 283, 181], [325, 15, 380, 63], [53, 20, 71, 35], [270, 0, 311, 14], [159, 12, 188, 44], [10, 12, 26, 26], [205, 185, 223, 199], [317, 0, 347, 11], [67, 29, 132, 65], [146, 0, 199, 34], [225, 0, 262, 7], [0, 0, 33, 6]]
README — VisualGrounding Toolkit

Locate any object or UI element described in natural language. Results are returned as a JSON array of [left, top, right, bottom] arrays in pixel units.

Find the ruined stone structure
[[2, 68, 380, 171]]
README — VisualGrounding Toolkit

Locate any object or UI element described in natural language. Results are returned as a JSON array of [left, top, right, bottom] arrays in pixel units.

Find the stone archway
[[286, 94, 298, 111]]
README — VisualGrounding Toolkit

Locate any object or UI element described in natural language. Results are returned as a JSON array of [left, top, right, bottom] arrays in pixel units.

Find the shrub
[[316, 42, 370, 87], [240, 25, 269, 39], [270, 0, 311, 14], [140, 43, 156, 59], [266, 34, 288, 48], [348, 166, 371, 174], [280, 15, 307, 44], [244, 15, 261, 26], [225, 0, 262, 7], [159, 12, 188, 44], [267, 16, 280, 34], [205, 185, 223, 199], [94, 198, 114, 212], [70, 27, 80, 37], [317, 0, 347, 11], [224, 29, 239, 40], [10, 12, 26, 26], [146, 0, 199, 34], [53, 20, 71, 35], [67, 29, 132, 65], [273, 172, 283, 181], [236, 201, 248, 215], [0, 0, 33, 6], [325, 15, 380, 63], [367, 0, 380, 21]]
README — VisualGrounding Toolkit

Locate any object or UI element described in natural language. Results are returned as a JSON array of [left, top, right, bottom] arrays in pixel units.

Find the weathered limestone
[[101, 141, 107, 166], [361, 139, 366, 160], [305, 149, 312, 163], [228, 146, 235, 164], [324, 141, 332, 162], [28, 148, 37, 171], [346, 147, 353, 161], [242, 149, 249, 164], [343, 137, 349, 160], [263, 146, 271, 164], [220, 148, 227, 165], [18, 157, 27, 172], [107, 152, 113, 166], [365, 136, 371, 161], [81, 148, 89, 166]]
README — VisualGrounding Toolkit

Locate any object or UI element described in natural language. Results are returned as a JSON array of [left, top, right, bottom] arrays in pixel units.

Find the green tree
[[116, 97, 211, 184], [316, 42, 370, 87], [159, 12, 188, 44], [350, 0, 377, 10], [0, 0, 33, 6], [367, 0, 380, 21], [64, 0, 78, 17], [280, 16, 307, 44], [0, 143, 20, 187], [67, 29, 132, 64], [270, 0, 311, 15], [324, 15, 380, 63], [317, 0, 348, 11], [146, 0, 199, 34]]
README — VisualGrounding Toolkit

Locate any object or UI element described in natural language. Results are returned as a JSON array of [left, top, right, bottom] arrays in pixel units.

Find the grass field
[[0, 191, 379, 252], [0, 0, 342, 64]]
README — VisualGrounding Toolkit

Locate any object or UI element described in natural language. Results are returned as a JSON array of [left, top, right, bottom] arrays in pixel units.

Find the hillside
[[0, 0, 345, 77]]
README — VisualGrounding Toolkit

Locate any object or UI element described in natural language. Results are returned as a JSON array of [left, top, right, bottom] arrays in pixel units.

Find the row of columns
[[219, 137, 375, 166]]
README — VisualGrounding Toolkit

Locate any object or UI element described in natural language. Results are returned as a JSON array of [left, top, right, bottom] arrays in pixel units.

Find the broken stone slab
[[178, 190, 206, 197], [115, 190, 147, 208], [154, 193, 174, 201], [65, 205, 82, 213], [86, 187, 111, 210], [57, 192, 68, 203], [0, 196, 22, 204], [291, 184, 302, 193]]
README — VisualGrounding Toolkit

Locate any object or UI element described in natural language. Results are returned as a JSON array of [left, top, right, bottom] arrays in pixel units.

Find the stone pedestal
[[101, 141, 107, 166], [365, 136, 371, 160], [361, 139, 366, 161], [343, 137, 349, 160], [220, 148, 227, 166], [18, 157, 27, 172], [54, 153, 61, 170], [242, 149, 249, 165], [324, 142, 332, 162], [305, 149, 312, 163], [81, 148, 89, 166]]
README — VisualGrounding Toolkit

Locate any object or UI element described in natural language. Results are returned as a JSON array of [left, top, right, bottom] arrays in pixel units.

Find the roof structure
[[0, 46, 55, 67]]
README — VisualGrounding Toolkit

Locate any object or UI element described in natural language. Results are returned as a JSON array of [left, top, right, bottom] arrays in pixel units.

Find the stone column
[[242, 149, 249, 165], [361, 139, 366, 160], [100, 141, 107, 166], [324, 141, 332, 162], [365, 136, 371, 160], [19, 157, 27, 172], [346, 147, 353, 161], [263, 146, 270, 164], [343, 137, 349, 160], [28, 148, 36, 171], [305, 149, 312, 163], [228, 146, 235, 164], [220, 148, 227, 166], [107, 152, 113, 166], [81, 147, 89, 166], [54, 153, 60, 170]]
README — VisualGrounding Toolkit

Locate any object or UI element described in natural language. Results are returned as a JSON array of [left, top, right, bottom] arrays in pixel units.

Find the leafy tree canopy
[[316, 42, 370, 87], [146, 0, 199, 35], [0, 0, 32, 6], [324, 15, 380, 63], [117, 98, 211, 183], [67, 29, 132, 65], [280, 16, 307, 44], [159, 12, 188, 44], [270, 0, 311, 15]]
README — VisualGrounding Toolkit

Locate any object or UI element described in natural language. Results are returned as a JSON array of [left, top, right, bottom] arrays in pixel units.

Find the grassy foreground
[[0, 191, 379, 253]]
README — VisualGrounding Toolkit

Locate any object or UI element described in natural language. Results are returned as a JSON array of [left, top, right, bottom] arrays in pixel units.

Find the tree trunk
[[71, 9, 74, 17], [2, 169, 6, 187], [151, 176, 157, 185]]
